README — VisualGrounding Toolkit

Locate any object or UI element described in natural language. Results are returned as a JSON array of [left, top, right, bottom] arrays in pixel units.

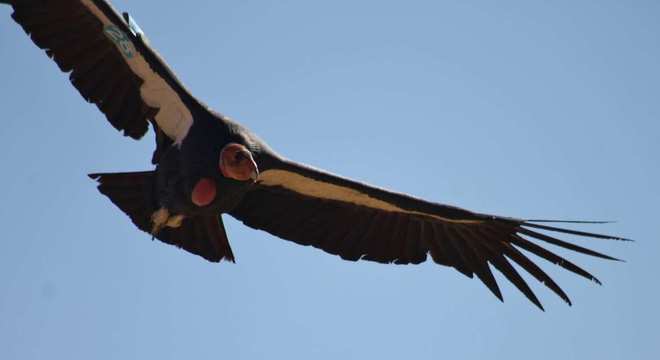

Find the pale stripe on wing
[[81, 0, 193, 144], [259, 169, 484, 224]]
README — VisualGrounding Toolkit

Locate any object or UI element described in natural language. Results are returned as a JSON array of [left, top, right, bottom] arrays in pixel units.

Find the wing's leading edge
[[232, 155, 627, 310], [3, 0, 202, 143]]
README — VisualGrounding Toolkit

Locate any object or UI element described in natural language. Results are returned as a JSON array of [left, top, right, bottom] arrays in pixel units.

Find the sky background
[[1, 1, 658, 359]]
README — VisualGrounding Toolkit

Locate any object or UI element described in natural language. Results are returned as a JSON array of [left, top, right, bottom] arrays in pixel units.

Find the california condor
[[1, 0, 628, 310]]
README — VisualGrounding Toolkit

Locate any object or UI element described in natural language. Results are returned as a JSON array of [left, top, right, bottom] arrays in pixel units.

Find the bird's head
[[191, 143, 258, 208], [219, 143, 259, 182]]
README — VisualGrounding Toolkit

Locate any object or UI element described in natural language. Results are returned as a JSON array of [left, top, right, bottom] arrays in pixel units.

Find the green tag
[[103, 24, 135, 59]]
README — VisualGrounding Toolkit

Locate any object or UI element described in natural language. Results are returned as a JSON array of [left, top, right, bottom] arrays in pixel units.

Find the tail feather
[[89, 171, 235, 262]]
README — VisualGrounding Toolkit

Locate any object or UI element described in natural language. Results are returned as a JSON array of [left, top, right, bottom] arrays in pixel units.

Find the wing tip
[[522, 221, 632, 242], [532, 299, 546, 312], [526, 219, 616, 224]]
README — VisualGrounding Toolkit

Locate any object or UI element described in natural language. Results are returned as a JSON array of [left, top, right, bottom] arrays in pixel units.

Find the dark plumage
[[2, 0, 627, 310]]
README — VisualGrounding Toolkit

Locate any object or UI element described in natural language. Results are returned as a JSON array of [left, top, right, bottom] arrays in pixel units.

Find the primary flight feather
[[2, 0, 627, 310]]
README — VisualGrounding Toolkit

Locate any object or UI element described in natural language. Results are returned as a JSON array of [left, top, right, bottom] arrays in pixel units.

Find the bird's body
[[2, 0, 627, 310]]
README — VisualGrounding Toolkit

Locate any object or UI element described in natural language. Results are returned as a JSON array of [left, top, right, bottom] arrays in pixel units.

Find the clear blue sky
[[1, 1, 658, 359]]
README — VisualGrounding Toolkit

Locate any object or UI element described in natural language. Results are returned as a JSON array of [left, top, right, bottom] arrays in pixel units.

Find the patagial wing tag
[[103, 24, 135, 59]]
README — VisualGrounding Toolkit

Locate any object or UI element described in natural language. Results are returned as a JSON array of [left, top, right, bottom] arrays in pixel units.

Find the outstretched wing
[[230, 156, 627, 310], [3, 0, 201, 144]]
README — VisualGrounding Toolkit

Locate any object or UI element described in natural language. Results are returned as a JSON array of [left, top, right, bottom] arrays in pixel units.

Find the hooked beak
[[249, 166, 259, 182]]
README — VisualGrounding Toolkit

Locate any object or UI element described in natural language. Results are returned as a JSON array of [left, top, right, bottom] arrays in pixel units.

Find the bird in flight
[[2, 0, 627, 310]]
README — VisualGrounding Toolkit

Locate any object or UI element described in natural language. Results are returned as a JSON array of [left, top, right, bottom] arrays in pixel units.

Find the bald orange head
[[219, 143, 259, 182]]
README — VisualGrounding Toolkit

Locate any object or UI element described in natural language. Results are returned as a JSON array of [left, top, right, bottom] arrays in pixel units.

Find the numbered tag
[[103, 24, 135, 59]]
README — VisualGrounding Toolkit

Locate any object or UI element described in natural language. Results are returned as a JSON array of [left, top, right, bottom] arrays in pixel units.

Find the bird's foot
[[151, 207, 185, 235]]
